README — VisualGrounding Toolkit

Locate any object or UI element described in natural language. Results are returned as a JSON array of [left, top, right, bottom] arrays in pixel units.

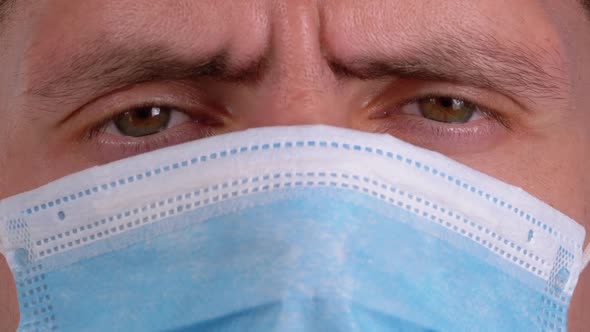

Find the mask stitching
[[538, 246, 573, 331], [19, 171, 551, 279], [7, 139, 579, 248]]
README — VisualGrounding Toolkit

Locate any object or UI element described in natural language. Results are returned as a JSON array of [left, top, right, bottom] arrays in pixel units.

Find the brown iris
[[419, 97, 476, 124], [114, 107, 172, 137]]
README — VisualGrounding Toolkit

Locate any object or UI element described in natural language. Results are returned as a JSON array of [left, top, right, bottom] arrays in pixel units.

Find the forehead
[[23, 0, 583, 60]]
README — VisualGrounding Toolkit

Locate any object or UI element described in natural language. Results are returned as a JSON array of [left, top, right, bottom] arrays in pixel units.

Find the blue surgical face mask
[[1, 126, 588, 332]]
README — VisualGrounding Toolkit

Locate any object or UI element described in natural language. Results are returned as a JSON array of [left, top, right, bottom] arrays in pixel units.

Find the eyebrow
[[327, 31, 570, 102], [26, 43, 269, 100]]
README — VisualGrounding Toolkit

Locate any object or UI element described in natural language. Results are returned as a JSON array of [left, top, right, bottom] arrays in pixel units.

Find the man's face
[[1, 0, 589, 330]]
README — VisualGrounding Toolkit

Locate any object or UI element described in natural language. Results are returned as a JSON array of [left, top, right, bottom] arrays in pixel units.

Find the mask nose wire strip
[[583, 244, 590, 271]]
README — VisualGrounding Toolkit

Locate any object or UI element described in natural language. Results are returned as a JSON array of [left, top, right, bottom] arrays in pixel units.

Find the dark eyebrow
[[26, 43, 268, 100], [328, 31, 570, 102]]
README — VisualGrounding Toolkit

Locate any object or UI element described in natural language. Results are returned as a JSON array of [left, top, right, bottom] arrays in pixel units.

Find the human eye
[[87, 103, 226, 160], [100, 104, 223, 139], [70, 83, 235, 162], [87, 103, 230, 159], [361, 82, 517, 155]]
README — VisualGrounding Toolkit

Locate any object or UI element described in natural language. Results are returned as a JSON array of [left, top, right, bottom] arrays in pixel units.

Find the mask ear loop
[[584, 244, 590, 271]]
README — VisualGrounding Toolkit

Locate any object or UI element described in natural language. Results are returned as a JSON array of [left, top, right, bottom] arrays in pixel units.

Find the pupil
[[135, 107, 159, 120], [137, 109, 151, 119], [439, 98, 454, 108]]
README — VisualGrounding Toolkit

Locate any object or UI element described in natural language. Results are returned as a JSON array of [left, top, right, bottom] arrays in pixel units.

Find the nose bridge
[[251, 0, 342, 126]]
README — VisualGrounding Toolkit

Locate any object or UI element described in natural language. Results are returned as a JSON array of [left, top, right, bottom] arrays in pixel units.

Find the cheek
[[453, 130, 589, 237], [0, 118, 96, 200], [0, 255, 19, 332]]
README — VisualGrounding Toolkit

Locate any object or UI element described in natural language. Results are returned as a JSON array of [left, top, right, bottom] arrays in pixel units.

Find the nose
[[240, 1, 349, 128]]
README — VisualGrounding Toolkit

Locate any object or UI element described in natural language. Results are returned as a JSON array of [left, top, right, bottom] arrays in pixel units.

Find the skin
[[0, 0, 589, 330]]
